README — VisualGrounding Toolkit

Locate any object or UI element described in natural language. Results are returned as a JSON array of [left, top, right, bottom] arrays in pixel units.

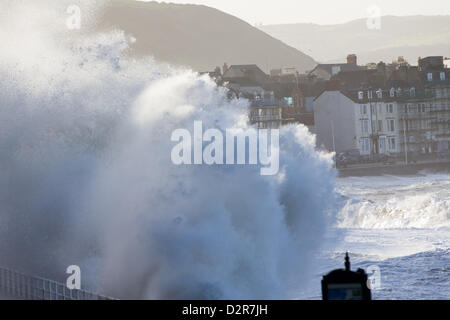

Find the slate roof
[[222, 65, 269, 86], [310, 63, 365, 76]]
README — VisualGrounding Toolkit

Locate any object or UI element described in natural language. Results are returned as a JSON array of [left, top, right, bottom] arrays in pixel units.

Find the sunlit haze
[[139, 0, 450, 25]]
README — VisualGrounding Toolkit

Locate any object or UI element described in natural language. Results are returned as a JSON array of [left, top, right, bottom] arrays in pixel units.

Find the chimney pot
[[347, 54, 357, 65]]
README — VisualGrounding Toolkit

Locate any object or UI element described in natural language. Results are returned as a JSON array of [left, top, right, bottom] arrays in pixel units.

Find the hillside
[[96, 0, 317, 73], [260, 15, 450, 65]]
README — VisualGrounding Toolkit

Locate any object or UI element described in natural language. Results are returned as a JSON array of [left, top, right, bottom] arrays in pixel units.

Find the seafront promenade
[[338, 159, 450, 177]]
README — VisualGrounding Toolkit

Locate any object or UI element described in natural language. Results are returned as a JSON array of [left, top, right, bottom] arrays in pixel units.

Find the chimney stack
[[223, 63, 229, 75], [347, 54, 357, 65]]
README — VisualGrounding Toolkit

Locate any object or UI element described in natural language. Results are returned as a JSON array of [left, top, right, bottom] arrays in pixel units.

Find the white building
[[314, 89, 401, 156]]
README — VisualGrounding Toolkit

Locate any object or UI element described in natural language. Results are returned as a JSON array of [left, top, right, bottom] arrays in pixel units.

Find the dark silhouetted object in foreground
[[322, 252, 372, 300]]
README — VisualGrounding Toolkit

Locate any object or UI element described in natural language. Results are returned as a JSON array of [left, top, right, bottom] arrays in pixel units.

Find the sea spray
[[336, 175, 450, 229], [0, 0, 337, 299]]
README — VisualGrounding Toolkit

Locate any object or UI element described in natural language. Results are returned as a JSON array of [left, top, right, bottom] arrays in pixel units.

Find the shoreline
[[338, 160, 450, 177]]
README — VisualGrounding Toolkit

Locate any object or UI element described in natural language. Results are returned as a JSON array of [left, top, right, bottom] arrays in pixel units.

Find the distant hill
[[260, 15, 450, 65], [96, 0, 316, 73]]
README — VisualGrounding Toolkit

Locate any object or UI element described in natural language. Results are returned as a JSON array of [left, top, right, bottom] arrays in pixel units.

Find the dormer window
[[358, 91, 364, 100], [440, 72, 446, 81], [390, 88, 395, 97], [367, 91, 373, 99], [410, 87, 416, 97], [396, 88, 402, 97], [427, 73, 433, 81], [376, 89, 383, 99], [332, 66, 341, 75]]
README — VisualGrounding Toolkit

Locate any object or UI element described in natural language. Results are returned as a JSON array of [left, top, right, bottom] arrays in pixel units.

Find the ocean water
[[298, 173, 450, 300]]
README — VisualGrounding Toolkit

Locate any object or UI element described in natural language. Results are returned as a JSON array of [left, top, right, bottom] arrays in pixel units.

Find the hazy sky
[[141, 0, 450, 25]]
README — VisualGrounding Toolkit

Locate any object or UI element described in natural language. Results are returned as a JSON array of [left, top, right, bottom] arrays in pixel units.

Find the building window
[[427, 73, 433, 81], [332, 66, 341, 75], [408, 104, 417, 113], [284, 97, 293, 106], [436, 89, 443, 98], [361, 119, 369, 134], [378, 120, 383, 132], [440, 72, 446, 81], [387, 119, 395, 132], [385, 104, 394, 113], [358, 91, 364, 100], [360, 104, 367, 115], [421, 120, 426, 130], [390, 88, 395, 97], [388, 137, 396, 151], [360, 138, 370, 153], [376, 89, 383, 98]]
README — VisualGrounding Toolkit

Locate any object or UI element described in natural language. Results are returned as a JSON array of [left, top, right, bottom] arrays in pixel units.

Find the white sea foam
[[336, 174, 450, 229]]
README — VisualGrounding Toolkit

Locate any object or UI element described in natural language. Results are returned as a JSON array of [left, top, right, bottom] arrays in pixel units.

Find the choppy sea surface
[[298, 172, 450, 300]]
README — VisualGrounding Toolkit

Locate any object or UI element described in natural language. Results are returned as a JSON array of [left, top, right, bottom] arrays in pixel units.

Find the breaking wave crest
[[336, 175, 450, 229]]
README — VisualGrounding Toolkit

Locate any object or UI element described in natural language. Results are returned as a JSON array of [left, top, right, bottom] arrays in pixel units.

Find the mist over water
[[0, 1, 336, 299]]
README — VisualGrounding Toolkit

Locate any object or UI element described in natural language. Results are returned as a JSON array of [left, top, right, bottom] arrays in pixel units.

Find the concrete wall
[[314, 91, 357, 153]]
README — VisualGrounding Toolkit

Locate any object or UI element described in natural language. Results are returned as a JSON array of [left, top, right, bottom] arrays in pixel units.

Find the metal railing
[[250, 115, 282, 121], [0, 267, 116, 300]]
